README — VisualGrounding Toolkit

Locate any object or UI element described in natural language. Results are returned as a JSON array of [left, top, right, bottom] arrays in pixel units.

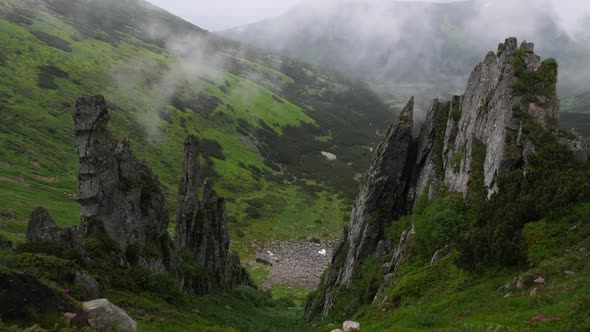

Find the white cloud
[[147, 0, 590, 34]]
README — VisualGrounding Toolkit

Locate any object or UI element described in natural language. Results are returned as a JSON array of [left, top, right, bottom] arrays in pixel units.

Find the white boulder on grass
[[83, 299, 139, 332]]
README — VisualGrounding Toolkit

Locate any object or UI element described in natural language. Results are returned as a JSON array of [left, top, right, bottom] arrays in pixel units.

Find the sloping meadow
[[0, 0, 394, 259]]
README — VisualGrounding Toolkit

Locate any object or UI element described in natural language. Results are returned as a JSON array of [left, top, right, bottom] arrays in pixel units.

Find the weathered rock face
[[306, 38, 580, 319], [27, 206, 86, 255], [73, 96, 179, 273], [305, 99, 415, 319], [176, 135, 251, 294]]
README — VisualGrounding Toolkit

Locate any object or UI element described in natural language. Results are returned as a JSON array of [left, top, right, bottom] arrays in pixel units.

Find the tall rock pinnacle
[[73, 96, 179, 273], [176, 135, 251, 294], [306, 98, 415, 319]]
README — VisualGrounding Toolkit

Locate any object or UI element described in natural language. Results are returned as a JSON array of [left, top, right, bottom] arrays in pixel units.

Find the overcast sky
[[147, 0, 590, 32], [147, 0, 301, 31]]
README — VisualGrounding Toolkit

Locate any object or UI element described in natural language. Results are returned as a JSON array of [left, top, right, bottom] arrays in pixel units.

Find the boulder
[[343, 320, 361, 332], [430, 245, 452, 265], [378, 263, 391, 274], [513, 275, 534, 289], [75, 271, 100, 300], [83, 299, 138, 332]]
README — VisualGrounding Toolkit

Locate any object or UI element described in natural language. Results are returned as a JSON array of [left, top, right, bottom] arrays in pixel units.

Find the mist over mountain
[[223, 0, 590, 99]]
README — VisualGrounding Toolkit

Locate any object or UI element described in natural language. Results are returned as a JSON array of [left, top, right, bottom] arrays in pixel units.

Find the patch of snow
[[321, 151, 337, 160]]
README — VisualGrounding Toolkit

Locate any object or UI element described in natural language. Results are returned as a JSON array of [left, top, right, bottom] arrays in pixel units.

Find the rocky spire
[[176, 135, 201, 250], [306, 98, 415, 318], [176, 136, 251, 294], [73, 96, 179, 273]]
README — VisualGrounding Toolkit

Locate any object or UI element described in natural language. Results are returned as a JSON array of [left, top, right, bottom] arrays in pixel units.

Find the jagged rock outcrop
[[27, 206, 86, 256], [305, 99, 415, 319], [73, 96, 179, 273], [306, 38, 584, 319], [24, 95, 250, 296], [372, 226, 414, 304], [176, 135, 251, 294]]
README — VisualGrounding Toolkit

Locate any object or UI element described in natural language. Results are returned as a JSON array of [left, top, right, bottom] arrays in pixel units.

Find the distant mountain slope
[[562, 91, 590, 113], [222, 0, 590, 99], [0, 0, 394, 258]]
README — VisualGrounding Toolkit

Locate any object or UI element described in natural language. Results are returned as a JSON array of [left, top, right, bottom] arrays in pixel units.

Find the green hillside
[[0, 0, 393, 261], [562, 91, 590, 113]]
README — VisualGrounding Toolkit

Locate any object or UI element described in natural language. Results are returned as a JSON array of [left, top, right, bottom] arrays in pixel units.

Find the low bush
[[30, 31, 72, 52]]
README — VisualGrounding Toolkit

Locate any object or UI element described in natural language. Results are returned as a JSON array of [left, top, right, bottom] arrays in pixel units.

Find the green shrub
[[413, 193, 468, 263], [384, 253, 465, 305], [461, 125, 590, 267], [467, 141, 487, 206], [16, 241, 82, 264], [30, 31, 72, 52], [0, 249, 18, 270], [231, 285, 273, 308], [37, 65, 69, 90], [523, 220, 576, 266], [131, 267, 185, 305], [17, 253, 78, 284], [512, 49, 558, 106], [201, 138, 226, 160]]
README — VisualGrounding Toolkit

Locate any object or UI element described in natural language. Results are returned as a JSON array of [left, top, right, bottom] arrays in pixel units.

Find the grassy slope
[[0, 0, 394, 260], [0, 1, 398, 329], [561, 91, 590, 113]]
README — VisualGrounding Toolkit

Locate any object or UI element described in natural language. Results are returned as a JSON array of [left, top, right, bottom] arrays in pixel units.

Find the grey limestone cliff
[[305, 37, 587, 319]]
